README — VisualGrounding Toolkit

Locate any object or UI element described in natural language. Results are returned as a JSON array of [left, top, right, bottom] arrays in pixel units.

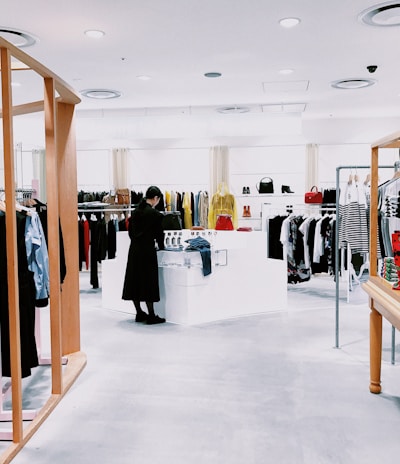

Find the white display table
[[101, 230, 287, 325]]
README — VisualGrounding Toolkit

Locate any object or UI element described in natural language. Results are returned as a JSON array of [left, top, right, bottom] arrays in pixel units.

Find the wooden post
[[0, 46, 23, 442], [369, 305, 382, 393], [44, 77, 63, 395], [56, 102, 81, 355]]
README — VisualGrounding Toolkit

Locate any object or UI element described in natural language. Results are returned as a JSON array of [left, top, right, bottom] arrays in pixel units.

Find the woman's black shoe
[[135, 312, 148, 322], [146, 315, 166, 325]]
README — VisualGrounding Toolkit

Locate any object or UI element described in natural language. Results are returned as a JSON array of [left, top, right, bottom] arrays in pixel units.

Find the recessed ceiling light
[[204, 72, 222, 78], [0, 27, 37, 47], [84, 30, 105, 38], [279, 17, 301, 28], [81, 89, 121, 99], [216, 106, 250, 114], [137, 75, 152, 81], [279, 69, 294, 75], [359, 2, 400, 26], [331, 78, 376, 89]]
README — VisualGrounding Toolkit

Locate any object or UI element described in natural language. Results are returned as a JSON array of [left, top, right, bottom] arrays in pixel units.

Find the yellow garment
[[165, 190, 171, 211], [182, 191, 192, 229], [208, 192, 238, 229]]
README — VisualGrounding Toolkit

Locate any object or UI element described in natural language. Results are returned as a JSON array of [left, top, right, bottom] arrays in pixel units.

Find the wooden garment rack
[[362, 131, 400, 394], [0, 37, 86, 462]]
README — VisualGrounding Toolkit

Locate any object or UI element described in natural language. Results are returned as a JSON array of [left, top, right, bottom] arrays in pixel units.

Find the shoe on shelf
[[242, 186, 247, 194], [281, 185, 294, 194], [135, 312, 148, 323], [146, 315, 166, 325], [246, 187, 251, 194]]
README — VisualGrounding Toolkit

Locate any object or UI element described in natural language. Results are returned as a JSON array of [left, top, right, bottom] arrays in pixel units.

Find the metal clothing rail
[[334, 165, 393, 350], [78, 207, 133, 213]]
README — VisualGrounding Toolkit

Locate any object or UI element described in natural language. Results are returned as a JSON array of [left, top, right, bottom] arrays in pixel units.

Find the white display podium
[[101, 230, 287, 325]]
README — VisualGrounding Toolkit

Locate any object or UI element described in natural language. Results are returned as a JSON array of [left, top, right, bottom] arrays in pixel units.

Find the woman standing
[[122, 186, 166, 324]]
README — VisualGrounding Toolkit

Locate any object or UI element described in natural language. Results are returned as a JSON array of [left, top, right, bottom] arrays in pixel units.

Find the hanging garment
[[89, 215, 99, 289], [107, 219, 117, 259], [208, 186, 238, 229], [0, 212, 39, 378], [338, 180, 369, 255], [25, 211, 50, 301], [182, 192, 193, 229], [198, 191, 209, 229]]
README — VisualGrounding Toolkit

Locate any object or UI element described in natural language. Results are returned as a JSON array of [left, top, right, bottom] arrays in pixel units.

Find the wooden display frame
[[363, 130, 400, 394], [0, 37, 86, 462]]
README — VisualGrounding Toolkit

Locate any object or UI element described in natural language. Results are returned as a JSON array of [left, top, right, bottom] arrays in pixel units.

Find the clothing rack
[[78, 207, 133, 214], [334, 165, 393, 351]]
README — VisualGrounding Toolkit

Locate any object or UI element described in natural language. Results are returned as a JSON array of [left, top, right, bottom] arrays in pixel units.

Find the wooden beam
[[0, 37, 80, 106], [371, 130, 400, 149], [0, 352, 87, 464]]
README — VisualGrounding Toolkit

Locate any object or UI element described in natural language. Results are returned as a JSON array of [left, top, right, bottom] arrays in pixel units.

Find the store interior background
[[6, 112, 400, 198], [3, 1, 400, 460]]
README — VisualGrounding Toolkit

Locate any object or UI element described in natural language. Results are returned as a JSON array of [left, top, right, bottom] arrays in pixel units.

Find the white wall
[[318, 144, 399, 191], [2, 110, 400, 195]]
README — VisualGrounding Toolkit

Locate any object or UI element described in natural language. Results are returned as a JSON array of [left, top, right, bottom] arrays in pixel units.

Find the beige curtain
[[32, 148, 46, 202], [112, 147, 129, 189], [305, 143, 319, 191], [209, 145, 229, 197]]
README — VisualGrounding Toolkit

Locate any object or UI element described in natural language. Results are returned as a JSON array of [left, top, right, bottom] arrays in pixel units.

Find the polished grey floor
[[3, 272, 400, 463]]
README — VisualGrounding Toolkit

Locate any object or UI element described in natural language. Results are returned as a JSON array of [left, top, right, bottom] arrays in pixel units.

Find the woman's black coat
[[122, 203, 164, 302]]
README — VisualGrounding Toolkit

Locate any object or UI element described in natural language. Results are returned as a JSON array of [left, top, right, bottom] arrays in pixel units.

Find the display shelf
[[362, 130, 400, 394]]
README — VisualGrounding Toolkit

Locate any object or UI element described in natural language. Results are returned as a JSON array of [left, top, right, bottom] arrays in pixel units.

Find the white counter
[[101, 230, 287, 325]]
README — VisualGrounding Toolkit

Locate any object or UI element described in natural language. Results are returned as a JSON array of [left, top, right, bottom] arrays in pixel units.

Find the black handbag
[[162, 212, 182, 230], [256, 177, 274, 194]]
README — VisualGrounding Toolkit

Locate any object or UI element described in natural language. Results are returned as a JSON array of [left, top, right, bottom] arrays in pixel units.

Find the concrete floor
[[2, 272, 400, 463]]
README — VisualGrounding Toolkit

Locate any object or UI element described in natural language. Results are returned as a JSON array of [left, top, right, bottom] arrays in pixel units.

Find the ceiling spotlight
[[359, 2, 400, 26], [0, 27, 37, 47], [279, 17, 301, 28], [331, 78, 376, 89], [84, 30, 105, 38], [204, 72, 222, 78], [217, 106, 250, 114], [136, 75, 152, 81], [81, 89, 121, 99], [279, 69, 295, 75]]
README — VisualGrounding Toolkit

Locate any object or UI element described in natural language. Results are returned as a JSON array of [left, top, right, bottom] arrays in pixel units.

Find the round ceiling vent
[[331, 78, 377, 89], [81, 89, 121, 99], [359, 2, 400, 26], [216, 106, 250, 114], [0, 27, 38, 47], [204, 72, 222, 78]]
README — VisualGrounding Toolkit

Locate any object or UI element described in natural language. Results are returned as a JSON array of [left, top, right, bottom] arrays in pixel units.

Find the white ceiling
[[2, 0, 400, 122]]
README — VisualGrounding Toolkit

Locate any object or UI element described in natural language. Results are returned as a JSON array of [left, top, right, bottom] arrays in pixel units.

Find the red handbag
[[304, 186, 323, 204], [215, 214, 234, 230]]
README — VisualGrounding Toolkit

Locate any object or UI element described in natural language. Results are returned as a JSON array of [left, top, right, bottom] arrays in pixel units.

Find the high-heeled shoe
[[281, 185, 294, 194]]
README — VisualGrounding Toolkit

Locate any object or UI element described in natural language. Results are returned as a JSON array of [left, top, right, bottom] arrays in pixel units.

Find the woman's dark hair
[[137, 185, 162, 209], [145, 185, 162, 199]]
